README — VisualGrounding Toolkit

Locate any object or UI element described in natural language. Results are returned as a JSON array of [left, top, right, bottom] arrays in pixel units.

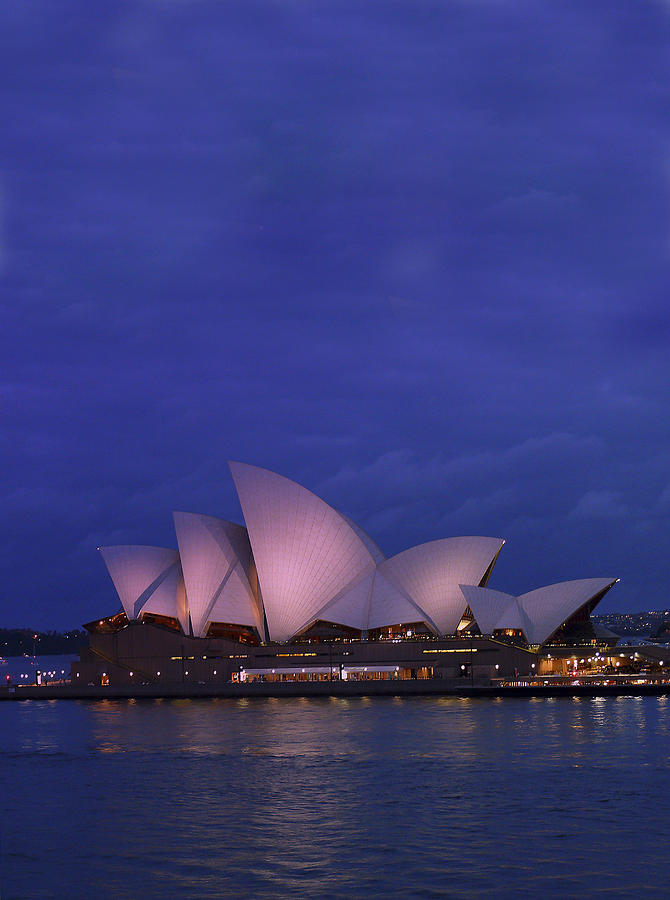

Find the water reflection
[[3, 696, 670, 898]]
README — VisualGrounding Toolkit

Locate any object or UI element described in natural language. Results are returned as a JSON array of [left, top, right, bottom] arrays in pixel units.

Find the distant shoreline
[[0, 629, 88, 657], [1, 652, 78, 659]]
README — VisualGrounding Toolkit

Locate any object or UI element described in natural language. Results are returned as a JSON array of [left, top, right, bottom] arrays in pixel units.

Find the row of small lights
[[13, 669, 67, 682], [84, 653, 667, 683], [547, 652, 665, 668], [88, 668, 221, 680], [567, 653, 664, 667]]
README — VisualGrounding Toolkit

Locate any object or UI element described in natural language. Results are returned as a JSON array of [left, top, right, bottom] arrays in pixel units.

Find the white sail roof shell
[[461, 577, 618, 645], [368, 569, 435, 631], [206, 565, 263, 637], [173, 511, 262, 639], [97, 465, 621, 650], [311, 570, 376, 631], [459, 585, 516, 636], [98, 545, 188, 633], [310, 568, 429, 633], [140, 563, 189, 635], [229, 462, 378, 642], [497, 598, 533, 634], [378, 537, 505, 635], [517, 577, 617, 645]]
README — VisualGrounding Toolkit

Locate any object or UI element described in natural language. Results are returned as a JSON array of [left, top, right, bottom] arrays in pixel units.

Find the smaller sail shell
[[99, 545, 186, 632], [379, 537, 505, 635], [462, 578, 618, 645], [173, 511, 261, 639]]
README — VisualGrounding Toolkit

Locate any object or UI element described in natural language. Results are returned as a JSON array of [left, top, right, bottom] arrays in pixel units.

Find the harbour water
[[2, 695, 670, 899]]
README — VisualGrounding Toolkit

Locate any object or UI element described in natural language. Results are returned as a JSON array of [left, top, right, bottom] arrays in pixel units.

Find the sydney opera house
[[72, 462, 620, 687]]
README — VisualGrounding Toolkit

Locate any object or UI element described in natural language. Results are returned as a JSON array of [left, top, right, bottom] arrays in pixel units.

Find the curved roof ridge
[[98, 543, 177, 552], [518, 576, 618, 602], [392, 535, 505, 556], [496, 598, 534, 636]]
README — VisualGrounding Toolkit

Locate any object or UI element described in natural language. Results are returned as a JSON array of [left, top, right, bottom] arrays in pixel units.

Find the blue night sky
[[2, 1, 669, 629]]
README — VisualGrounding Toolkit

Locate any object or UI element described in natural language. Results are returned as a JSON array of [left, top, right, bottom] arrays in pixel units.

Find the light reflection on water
[[3, 696, 670, 899]]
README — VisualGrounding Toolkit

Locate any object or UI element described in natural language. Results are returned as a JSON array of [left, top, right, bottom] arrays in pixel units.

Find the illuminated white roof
[[207, 565, 263, 637], [98, 466, 617, 649], [368, 569, 434, 631], [308, 570, 376, 631], [229, 462, 378, 642], [308, 567, 442, 634], [497, 598, 532, 634], [459, 585, 516, 636], [173, 511, 262, 639], [98, 545, 187, 631], [517, 577, 618, 645], [462, 578, 618, 645], [140, 563, 189, 635], [378, 537, 505, 635]]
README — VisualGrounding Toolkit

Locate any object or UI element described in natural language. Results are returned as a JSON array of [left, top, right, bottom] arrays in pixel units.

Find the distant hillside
[[593, 610, 670, 639], [0, 628, 88, 657]]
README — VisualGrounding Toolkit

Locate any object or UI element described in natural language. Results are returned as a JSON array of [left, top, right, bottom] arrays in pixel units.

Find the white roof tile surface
[[98, 545, 186, 631], [459, 585, 515, 636], [378, 537, 505, 635], [517, 577, 617, 645], [140, 563, 189, 635], [462, 578, 617, 645], [229, 462, 378, 642], [173, 511, 261, 638], [367, 569, 435, 631], [99, 466, 617, 650], [308, 570, 376, 631]]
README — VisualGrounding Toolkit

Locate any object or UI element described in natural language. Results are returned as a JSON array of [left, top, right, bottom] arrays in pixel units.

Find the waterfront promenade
[[3, 676, 670, 701]]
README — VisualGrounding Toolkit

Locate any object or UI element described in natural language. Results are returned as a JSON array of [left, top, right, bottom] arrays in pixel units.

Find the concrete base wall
[[71, 621, 537, 688]]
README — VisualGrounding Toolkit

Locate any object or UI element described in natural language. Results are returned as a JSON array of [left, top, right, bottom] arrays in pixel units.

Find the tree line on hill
[[0, 628, 88, 656]]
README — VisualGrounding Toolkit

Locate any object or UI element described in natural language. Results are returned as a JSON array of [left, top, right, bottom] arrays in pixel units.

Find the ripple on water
[[3, 696, 670, 899]]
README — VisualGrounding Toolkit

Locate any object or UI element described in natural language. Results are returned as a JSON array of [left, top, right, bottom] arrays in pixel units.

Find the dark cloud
[[1, 0, 668, 626]]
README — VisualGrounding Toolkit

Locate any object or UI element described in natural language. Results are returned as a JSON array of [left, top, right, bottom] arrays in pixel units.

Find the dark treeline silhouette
[[1, 628, 88, 656]]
